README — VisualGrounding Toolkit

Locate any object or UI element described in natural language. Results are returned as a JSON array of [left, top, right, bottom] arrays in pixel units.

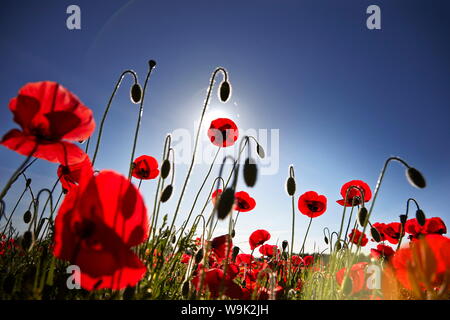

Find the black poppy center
[[306, 201, 323, 212], [237, 199, 250, 210], [75, 220, 96, 239]]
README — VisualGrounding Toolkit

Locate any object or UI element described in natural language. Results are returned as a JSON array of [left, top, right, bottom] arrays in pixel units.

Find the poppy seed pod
[[219, 81, 231, 102], [23, 210, 32, 224], [416, 209, 426, 226], [232, 246, 240, 262], [256, 144, 265, 159], [399, 214, 407, 224], [130, 83, 142, 104], [282, 240, 288, 252], [160, 159, 171, 179], [217, 188, 235, 220], [194, 248, 204, 264], [406, 167, 426, 189], [357, 207, 368, 227], [286, 177, 296, 196], [243, 158, 257, 187], [371, 227, 381, 242], [160, 185, 173, 203]]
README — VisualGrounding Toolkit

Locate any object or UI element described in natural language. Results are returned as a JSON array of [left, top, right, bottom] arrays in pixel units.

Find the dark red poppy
[[348, 228, 368, 246], [303, 255, 314, 266], [207, 118, 239, 147], [391, 235, 450, 291], [53, 168, 149, 290], [249, 229, 271, 250], [336, 262, 368, 294], [211, 189, 222, 205], [191, 268, 242, 299], [131, 155, 159, 180], [1, 81, 95, 166], [236, 253, 254, 266], [383, 222, 402, 244], [405, 217, 447, 239], [297, 191, 327, 218], [234, 191, 256, 212], [181, 253, 191, 264], [210, 234, 233, 262], [370, 244, 395, 260], [57, 157, 92, 192], [336, 180, 372, 207], [291, 255, 304, 267], [259, 244, 278, 257]]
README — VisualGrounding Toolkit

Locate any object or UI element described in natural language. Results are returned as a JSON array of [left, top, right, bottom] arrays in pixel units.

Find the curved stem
[[300, 217, 313, 255], [396, 198, 420, 250]]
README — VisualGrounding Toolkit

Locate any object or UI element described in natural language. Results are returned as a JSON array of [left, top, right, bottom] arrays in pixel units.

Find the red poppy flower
[[57, 157, 92, 192], [1, 81, 95, 166], [303, 255, 314, 266], [371, 244, 395, 260], [53, 169, 149, 290], [207, 118, 239, 147], [191, 268, 242, 299], [405, 217, 447, 239], [234, 191, 256, 212], [181, 253, 191, 264], [210, 234, 233, 262], [211, 189, 222, 205], [348, 228, 368, 246], [131, 155, 159, 180], [383, 222, 402, 244], [236, 253, 254, 266], [291, 255, 304, 266], [259, 244, 278, 257], [336, 180, 372, 207], [249, 229, 271, 250], [297, 191, 327, 218], [336, 262, 368, 294], [391, 235, 450, 292]]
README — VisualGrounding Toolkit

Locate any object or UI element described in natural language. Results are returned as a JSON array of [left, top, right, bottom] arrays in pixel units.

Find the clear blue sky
[[0, 0, 449, 254]]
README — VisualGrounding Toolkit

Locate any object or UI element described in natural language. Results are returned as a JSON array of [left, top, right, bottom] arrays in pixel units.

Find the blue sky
[[0, 0, 449, 254]]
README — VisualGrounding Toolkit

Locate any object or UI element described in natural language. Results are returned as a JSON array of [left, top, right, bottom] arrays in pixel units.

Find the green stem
[[300, 217, 313, 255]]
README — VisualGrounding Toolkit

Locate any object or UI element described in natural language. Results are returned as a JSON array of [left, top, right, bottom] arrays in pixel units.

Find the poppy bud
[[26, 178, 32, 187], [243, 158, 257, 187], [416, 209, 426, 226], [123, 286, 135, 300], [181, 281, 190, 298], [232, 246, 240, 262], [160, 185, 173, 203], [399, 214, 407, 224], [371, 227, 381, 242], [324, 236, 329, 245], [148, 59, 157, 69], [406, 167, 426, 189], [160, 159, 171, 179], [282, 240, 288, 252], [217, 188, 235, 220], [219, 81, 231, 102], [195, 248, 204, 264], [231, 229, 236, 238], [171, 235, 176, 244], [130, 83, 142, 104], [256, 144, 265, 159], [357, 207, 368, 227], [21, 231, 33, 250], [286, 177, 296, 196], [335, 241, 342, 251], [23, 210, 32, 224]]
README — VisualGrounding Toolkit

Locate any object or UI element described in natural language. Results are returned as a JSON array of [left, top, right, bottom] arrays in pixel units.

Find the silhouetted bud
[[160, 159, 171, 179], [282, 240, 288, 252], [243, 158, 257, 187], [23, 210, 32, 224], [231, 229, 236, 238], [219, 81, 231, 102], [335, 241, 342, 251], [148, 60, 157, 69], [21, 231, 33, 250], [358, 207, 368, 227], [130, 83, 142, 104], [324, 236, 329, 245], [160, 185, 173, 203], [371, 227, 381, 242], [256, 144, 265, 159], [399, 214, 407, 224], [195, 248, 204, 264], [406, 167, 426, 189], [217, 188, 235, 220], [26, 178, 32, 187], [181, 281, 190, 298], [416, 209, 426, 226], [286, 177, 296, 196], [232, 246, 240, 262], [171, 235, 176, 244]]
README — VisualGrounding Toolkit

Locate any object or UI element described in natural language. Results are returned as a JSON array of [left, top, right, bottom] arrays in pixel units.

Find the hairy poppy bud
[[181, 281, 190, 298], [324, 236, 329, 245], [231, 229, 236, 238], [194, 248, 204, 264], [286, 177, 296, 196], [335, 241, 342, 251], [256, 144, 265, 159], [243, 158, 257, 187], [160, 159, 171, 179], [160, 185, 173, 203], [282, 240, 288, 252], [130, 83, 142, 104], [371, 227, 381, 242], [171, 235, 176, 244], [217, 188, 235, 220], [123, 286, 135, 300], [148, 59, 157, 69], [219, 81, 231, 102], [23, 210, 32, 224], [406, 167, 426, 189], [232, 246, 240, 262], [416, 209, 426, 226], [21, 231, 33, 250], [357, 207, 368, 227], [399, 214, 407, 224]]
